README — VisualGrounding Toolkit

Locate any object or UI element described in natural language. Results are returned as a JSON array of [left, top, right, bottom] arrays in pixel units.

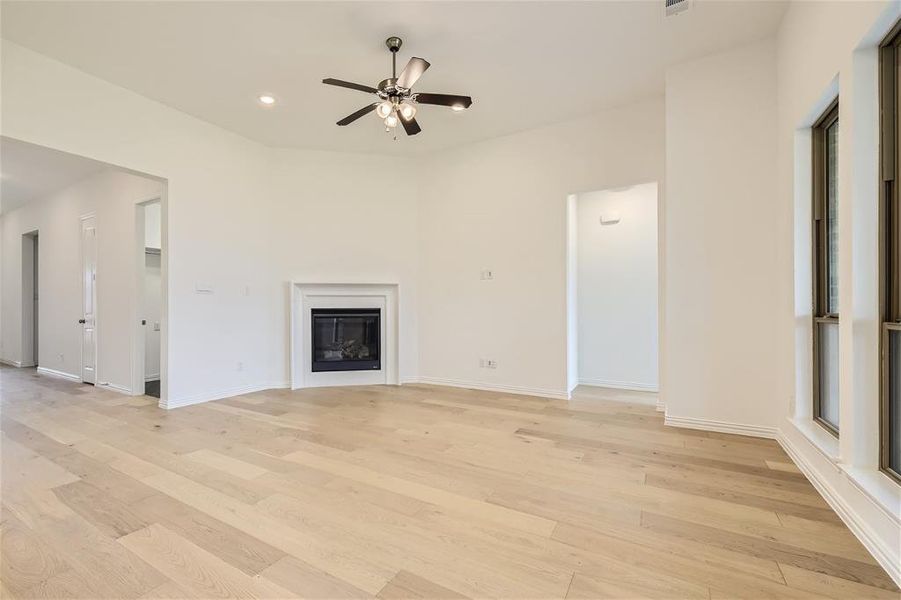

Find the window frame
[[879, 22, 901, 483], [812, 99, 840, 437]]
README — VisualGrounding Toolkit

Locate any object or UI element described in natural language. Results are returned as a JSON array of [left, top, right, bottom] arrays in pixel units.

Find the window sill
[[790, 416, 841, 465]]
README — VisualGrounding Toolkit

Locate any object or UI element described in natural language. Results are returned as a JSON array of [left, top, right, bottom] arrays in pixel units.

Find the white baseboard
[[578, 378, 659, 393], [96, 382, 133, 395], [36, 366, 81, 382], [656, 398, 665, 413], [404, 376, 569, 400], [1, 358, 25, 367], [664, 414, 778, 439], [778, 422, 901, 588], [162, 381, 290, 410]]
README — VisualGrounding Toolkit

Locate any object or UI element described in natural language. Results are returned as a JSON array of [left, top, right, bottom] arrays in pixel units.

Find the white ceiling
[[1, 137, 107, 214], [0, 1, 787, 156]]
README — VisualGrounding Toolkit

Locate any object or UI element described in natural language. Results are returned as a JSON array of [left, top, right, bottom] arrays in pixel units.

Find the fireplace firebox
[[311, 308, 381, 372]]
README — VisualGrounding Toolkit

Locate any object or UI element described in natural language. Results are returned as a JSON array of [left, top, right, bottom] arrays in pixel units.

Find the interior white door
[[33, 235, 39, 366], [81, 216, 97, 384]]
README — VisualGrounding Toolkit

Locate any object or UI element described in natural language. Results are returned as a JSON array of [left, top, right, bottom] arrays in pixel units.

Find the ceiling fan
[[322, 36, 473, 137]]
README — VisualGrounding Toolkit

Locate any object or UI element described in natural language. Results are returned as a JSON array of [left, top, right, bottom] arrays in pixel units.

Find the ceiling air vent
[[665, 0, 691, 17]]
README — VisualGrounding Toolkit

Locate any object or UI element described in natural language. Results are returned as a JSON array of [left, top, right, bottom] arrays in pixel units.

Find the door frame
[[564, 181, 665, 405], [132, 195, 164, 400], [21, 230, 39, 368], [80, 212, 98, 384]]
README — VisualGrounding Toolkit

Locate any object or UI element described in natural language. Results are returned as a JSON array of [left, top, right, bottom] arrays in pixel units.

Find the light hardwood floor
[[1, 366, 898, 599]]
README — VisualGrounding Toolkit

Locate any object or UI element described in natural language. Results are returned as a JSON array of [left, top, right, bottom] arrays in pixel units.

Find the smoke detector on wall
[[665, 0, 692, 17]]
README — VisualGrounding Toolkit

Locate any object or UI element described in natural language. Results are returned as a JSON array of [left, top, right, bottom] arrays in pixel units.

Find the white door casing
[[81, 215, 97, 384]]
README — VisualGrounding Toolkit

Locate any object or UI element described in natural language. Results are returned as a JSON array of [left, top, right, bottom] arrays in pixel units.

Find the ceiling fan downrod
[[386, 36, 403, 79]]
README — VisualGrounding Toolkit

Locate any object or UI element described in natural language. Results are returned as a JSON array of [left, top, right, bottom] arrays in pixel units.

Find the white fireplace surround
[[290, 283, 399, 389]]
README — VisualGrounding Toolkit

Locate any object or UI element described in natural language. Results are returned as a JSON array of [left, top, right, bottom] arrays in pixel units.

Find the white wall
[[663, 39, 779, 432], [416, 99, 666, 398], [144, 201, 161, 250], [0, 169, 163, 391], [0, 40, 421, 406], [576, 182, 658, 391], [775, 0, 900, 586], [661, 2, 900, 584]]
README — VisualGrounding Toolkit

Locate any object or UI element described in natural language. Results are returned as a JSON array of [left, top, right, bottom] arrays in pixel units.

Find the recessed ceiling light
[[258, 95, 276, 106]]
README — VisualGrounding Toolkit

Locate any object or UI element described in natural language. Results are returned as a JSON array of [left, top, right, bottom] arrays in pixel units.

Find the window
[[880, 23, 901, 481], [812, 100, 840, 435]]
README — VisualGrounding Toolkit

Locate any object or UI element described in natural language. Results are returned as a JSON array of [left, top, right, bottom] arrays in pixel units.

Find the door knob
[[78, 319, 86, 324]]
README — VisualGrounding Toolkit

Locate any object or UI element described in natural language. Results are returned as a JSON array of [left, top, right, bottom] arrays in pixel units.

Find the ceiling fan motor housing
[[378, 78, 414, 101], [385, 36, 403, 52]]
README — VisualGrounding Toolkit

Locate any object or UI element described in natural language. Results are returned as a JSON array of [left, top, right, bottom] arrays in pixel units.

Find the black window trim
[[879, 20, 901, 483], [812, 99, 840, 437]]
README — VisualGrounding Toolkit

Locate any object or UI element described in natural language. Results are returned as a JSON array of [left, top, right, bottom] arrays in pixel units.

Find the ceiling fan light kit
[[322, 36, 473, 139]]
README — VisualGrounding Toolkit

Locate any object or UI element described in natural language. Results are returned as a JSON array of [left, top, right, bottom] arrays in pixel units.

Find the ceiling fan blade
[[336, 103, 378, 126], [395, 57, 430, 89], [322, 78, 378, 94], [414, 93, 473, 109], [400, 114, 422, 136]]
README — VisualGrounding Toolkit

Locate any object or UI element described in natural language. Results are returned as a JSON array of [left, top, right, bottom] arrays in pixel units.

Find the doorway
[[80, 215, 98, 384], [1, 137, 168, 401], [21, 231, 39, 367], [139, 200, 162, 398], [565, 182, 660, 403]]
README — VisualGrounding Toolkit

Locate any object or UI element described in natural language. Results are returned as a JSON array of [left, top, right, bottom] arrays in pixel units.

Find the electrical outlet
[[486, 359, 497, 369], [237, 361, 244, 372], [57, 353, 64, 363], [480, 269, 494, 281]]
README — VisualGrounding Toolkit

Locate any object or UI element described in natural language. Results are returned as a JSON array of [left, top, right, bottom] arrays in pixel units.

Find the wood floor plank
[[139, 469, 395, 594], [644, 473, 839, 522], [30, 512, 167, 599], [53, 480, 155, 539], [118, 523, 294, 599], [281, 448, 559, 537], [20, 568, 105, 599], [377, 570, 469, 599], [640, 511, 897, 591], [139, 581, 200, 599], [1, 365, 897, 598], [767, 460, 804, 474], [565, 570, 704, 600], [777, 563, 901, 599], [1, 511, 73, 598], [552, 521, 773, 598], [258, 555, 372, 599], [129, 492, 287, 576], [183, 448, 269, 480]]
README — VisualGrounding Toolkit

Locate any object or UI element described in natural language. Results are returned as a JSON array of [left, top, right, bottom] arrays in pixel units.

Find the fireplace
[[311, 308, 381, 372]]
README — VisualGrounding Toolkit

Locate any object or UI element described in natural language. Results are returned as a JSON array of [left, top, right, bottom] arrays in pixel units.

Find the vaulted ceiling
[[1, 1, 787, 155]]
